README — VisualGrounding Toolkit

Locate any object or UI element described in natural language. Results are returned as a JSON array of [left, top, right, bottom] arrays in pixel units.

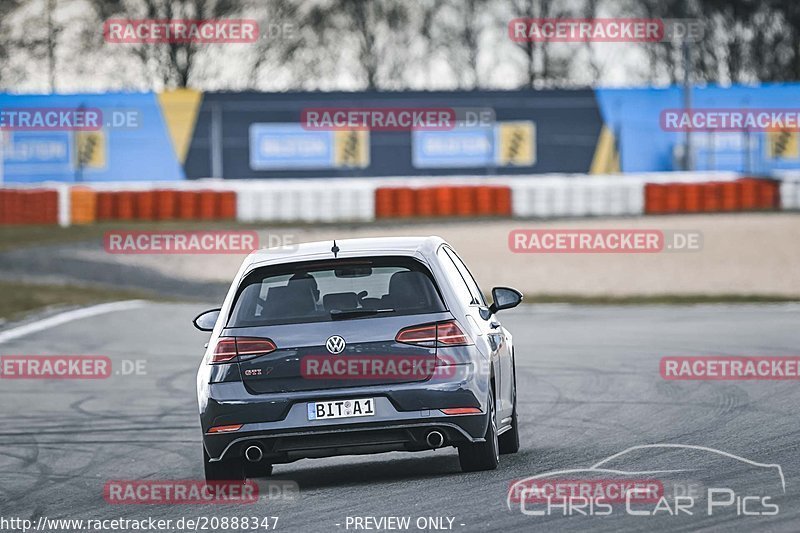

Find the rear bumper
[[206, 417, 485, 463], [199, 362, 490, 461]]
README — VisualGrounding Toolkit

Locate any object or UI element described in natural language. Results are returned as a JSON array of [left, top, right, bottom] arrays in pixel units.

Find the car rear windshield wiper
[[330, 308, 395, 320]]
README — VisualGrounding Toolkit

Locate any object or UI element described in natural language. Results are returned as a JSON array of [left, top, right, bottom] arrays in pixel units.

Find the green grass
[[0, 280, 166, 322], [1, 281, 795, 326], [0, 221, 273, 252], [520, 293, 800, 305]]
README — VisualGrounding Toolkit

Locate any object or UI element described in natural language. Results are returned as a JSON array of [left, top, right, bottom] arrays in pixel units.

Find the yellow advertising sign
[[497, 121, 535, 166], [75, 131, 106, 169], [334, 130, 370, 168], [767, 129, 799, 159]]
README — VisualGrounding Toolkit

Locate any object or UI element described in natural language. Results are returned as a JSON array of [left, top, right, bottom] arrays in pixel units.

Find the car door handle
[[490, 321, 501, 329]]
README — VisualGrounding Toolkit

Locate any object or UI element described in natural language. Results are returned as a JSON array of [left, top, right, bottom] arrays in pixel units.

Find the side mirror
[[193, 308, 221, 332], [489, 287, 523, 314]]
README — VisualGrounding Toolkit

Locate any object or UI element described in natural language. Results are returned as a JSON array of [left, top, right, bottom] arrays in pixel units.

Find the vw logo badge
[[325, 335, 346, 355]]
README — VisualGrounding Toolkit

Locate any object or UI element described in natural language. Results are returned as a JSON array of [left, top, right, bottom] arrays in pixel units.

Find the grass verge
[[0, 280, 167, 323], [1, 281, 797, 326], [522, 293, 800, 305], [0, 221, 275, 252]]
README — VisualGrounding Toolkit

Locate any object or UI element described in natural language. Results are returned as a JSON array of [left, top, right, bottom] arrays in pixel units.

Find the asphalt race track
[[1, 302, 799, 532]]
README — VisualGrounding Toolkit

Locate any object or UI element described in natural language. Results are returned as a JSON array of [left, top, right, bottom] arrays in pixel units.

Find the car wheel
[[498, 405, 520, 454], [203, 446, 245, 481], [458, 392, 499, 472], [499, 366, 520, 455]]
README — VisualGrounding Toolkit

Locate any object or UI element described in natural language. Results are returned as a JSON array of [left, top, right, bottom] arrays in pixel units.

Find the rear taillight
[[395, 324, 437, 347], [235, 338, 277, 360], [395, 320, 472, 347], [436, 321, 471, 346], [210, 337, 276, 364], [212, 338, 238, 363]]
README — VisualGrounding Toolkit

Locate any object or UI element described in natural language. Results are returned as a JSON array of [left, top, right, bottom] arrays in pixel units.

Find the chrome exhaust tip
[[426, 430, 445, 449], [244, 445, 263, 463]]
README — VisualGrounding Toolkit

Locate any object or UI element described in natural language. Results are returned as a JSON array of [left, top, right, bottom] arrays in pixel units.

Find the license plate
[[307, 398, 375, 420]]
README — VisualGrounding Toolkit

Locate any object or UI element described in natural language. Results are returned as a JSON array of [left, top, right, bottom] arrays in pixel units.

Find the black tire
[[203, 446, 245, 481], [458, 393, 499, 472], [498, 406, 520, 455], [499, 361, 520, 455]]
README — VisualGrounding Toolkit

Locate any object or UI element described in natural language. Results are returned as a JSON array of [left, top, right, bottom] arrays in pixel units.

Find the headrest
[[262, 284, 316, 318], [323, 292, 359, 312]]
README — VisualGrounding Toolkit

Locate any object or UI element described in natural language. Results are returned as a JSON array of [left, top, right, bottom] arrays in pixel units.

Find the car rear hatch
[[227, 312, 453, 393], [219, 256, 454, 393]]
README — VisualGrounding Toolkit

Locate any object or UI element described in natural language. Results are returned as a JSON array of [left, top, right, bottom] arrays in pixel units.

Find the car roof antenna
[[331, 240, 340, 258]]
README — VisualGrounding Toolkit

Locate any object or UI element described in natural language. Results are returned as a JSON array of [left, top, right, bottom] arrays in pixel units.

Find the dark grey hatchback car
[[193, 236, 522, 480]]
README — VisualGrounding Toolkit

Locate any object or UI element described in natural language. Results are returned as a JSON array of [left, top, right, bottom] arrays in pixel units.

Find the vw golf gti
[[194, 236, 522, 479]]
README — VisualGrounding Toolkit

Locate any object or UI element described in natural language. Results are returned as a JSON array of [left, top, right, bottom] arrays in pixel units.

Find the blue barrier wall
[[596, 83, 800, 174], [184, 90, 602, 179], [4, 85, 800, 182], [0, 92, 184, 183]]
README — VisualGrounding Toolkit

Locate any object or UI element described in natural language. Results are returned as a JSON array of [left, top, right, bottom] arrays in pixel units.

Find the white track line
[[0, 300, 148, 345]]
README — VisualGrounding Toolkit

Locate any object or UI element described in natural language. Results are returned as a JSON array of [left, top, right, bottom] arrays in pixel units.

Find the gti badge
[[326, 335, 346, 354]]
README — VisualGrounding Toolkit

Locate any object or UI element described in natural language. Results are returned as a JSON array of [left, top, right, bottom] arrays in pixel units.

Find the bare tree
[[282, 0, 412, 90], [0, 0, 24, 89], [420, 0, 496, 89], [7, 0, 800, 92], [507, 0, 574, 88], [85, 0, 240, 89], [636, 0, 800, 85], [1, 0, 62, 92]]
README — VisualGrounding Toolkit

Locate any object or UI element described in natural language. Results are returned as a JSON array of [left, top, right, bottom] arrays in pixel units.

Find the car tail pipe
[[244, 444, 263, 462], [426, 430, 445, 449]]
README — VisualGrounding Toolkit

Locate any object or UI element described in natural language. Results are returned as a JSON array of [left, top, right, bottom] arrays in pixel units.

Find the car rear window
[[227, 257, 446, 327]]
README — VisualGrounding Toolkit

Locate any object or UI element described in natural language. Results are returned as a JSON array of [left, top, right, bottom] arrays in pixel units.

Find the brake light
[[395, 324, 437, 347], [395, 320, 472, 347], [210, 337, 276, 364], [235, 338, 277, 360], [436, 321, 471, 346], [212, 338, 238, 363]]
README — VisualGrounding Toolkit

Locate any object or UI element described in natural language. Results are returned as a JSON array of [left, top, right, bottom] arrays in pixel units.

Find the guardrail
[[73, 188, 237, 223], [644, 178, 781, 214], [781, 179, 800, 211], [375, 186, 511, 218], [0, 173, 794, 227], [0, 189, 59, 224]]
